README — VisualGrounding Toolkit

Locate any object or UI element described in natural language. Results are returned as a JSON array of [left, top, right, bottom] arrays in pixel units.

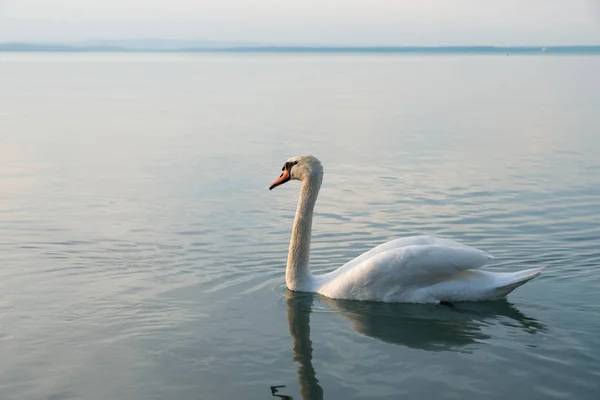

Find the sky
[[0, 0, 599, 45]]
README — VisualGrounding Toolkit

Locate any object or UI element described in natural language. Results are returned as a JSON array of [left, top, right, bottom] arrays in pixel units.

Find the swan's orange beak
[[269, 169, 291, 190]]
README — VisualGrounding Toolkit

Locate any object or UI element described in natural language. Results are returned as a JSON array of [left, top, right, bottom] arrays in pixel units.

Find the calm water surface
[[1, 53, 600, 399]]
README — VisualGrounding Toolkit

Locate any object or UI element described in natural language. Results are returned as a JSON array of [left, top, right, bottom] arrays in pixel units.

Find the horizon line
[[2, 42, 600, 54]]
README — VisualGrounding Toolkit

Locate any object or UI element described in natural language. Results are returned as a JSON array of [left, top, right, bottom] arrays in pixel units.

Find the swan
[[269, 155, 544, 304]]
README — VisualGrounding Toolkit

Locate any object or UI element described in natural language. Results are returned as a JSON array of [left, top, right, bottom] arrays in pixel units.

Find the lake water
[[1, 53, 600, 399]]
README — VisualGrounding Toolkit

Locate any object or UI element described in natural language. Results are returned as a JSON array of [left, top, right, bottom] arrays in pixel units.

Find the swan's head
[[269, 155, 323, 190]]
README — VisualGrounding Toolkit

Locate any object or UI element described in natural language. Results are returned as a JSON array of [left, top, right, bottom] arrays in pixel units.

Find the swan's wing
[[326, 244, 494, 290], [340, 235, 491, 271]]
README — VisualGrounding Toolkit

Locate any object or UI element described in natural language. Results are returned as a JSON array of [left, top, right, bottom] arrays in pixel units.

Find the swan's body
[[270, 156, 543, 304]]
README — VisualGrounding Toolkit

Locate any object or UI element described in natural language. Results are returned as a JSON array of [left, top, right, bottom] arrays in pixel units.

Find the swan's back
[[336, 236, 493, 272]]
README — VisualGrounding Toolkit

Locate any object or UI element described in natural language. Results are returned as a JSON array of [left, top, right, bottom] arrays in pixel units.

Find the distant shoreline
[[1, 43, 600, 54]]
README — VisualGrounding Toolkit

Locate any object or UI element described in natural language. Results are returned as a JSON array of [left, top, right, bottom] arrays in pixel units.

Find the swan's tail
[[491, 266, 545, 298], [432, 266, 545, 302]]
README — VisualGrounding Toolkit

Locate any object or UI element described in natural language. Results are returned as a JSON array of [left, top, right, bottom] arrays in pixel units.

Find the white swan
[[269, 155, 544, 304]]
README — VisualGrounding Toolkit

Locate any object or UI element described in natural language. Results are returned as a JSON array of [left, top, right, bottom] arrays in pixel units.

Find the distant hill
[[74, 38, 265, 50], [1, 41, 599, 54], [0, 42, 126, 52], [0, 39, 266, 52]]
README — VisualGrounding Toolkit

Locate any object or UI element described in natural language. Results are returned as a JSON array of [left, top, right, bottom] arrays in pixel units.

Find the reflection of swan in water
[[286, 291, 324, 400], [318, 295, 546, 351], [284, 290, 545, 399]]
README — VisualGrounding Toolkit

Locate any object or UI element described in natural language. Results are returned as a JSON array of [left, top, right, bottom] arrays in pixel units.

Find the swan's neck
[[286, 176, 321, 291]]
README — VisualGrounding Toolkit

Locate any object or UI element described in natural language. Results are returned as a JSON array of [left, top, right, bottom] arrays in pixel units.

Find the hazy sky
[[1, 0, 598, 45]]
